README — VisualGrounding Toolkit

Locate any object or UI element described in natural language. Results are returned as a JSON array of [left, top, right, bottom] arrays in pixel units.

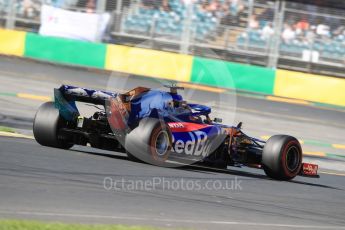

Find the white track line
[[0, 210, 344, 229]]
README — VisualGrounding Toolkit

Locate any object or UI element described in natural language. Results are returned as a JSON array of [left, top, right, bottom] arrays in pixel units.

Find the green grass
[[0, 126, 15, 133], [0, 220, 162, 230]]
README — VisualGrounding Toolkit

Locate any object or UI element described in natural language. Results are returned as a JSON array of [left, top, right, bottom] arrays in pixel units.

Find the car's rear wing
[[56, 85, 117, 105], [54, 85, 117, 121]]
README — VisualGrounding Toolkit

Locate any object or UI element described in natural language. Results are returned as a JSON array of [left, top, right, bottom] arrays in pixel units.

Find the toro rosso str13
[[33, 85, 319, 180]]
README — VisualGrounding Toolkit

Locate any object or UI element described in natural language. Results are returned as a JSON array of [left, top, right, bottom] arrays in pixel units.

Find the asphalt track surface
[[0, 56, 345, 229]]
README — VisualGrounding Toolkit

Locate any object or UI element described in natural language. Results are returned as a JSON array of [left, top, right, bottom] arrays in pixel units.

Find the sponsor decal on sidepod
[[168, 122, 224, 157]]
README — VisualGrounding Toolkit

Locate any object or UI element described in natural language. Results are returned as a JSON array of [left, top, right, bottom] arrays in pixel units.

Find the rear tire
[[125, 118, 172, 165], [33, 102, 73, 149], [262, 135, 302, 180], [126, 151, 144, 163]]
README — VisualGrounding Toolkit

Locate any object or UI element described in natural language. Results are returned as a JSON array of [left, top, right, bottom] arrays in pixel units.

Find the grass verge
[[0, 219, 162, 230], [0, 126, 15, 133]]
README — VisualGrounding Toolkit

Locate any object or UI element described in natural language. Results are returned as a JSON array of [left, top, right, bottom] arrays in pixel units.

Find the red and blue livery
[[33, 85, 319, 180]]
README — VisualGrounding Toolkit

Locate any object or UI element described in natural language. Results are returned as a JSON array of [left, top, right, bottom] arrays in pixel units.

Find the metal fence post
[[5, 0, 15, 29], [114, 0, 123, 33], [245, 0, 254, 50], [180, 1, 193, 54], [95, 0, 106, 42], [267, 0, 285, 69]]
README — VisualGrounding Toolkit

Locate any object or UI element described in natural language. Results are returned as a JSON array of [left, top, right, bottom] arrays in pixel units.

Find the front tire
[[33, 102, 73, 149], [262, 135, 302, 180]]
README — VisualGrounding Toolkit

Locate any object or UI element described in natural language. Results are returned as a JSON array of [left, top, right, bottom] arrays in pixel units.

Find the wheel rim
[[286, 146, 300, 172], [155, 131, 169, 156]]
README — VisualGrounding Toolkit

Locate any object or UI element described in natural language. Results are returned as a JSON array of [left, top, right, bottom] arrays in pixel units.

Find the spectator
[[261, 22, 274, 40], [76, 0, 96, 13], [142, 0, 160, 9], [161, 0, 170, 12], [282, 24, 296, 43], [204, 0, 221, 16], [257, 7, 274, 22], [22, 0, 39, 18], [293, 17, 309, 37], [86, 0, 96, 13], [219, 4, 239, 27], [249, 15, 259, 29], [305, 25, 316, 43], [295, 16, 310, 32], [208, 0, 220, 11], [333, 25, 345, 37], [198, 1, 209, 13], [229, 0, 244, 15], [316, 23, 330, 37], [217, 0, 244, 29]]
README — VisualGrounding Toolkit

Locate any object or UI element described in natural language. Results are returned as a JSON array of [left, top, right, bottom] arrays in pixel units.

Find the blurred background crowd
[[0, 0, 344, 76]]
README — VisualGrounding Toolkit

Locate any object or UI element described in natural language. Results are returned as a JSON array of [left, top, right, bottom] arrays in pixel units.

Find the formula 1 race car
[[33, 85, 319, 180]]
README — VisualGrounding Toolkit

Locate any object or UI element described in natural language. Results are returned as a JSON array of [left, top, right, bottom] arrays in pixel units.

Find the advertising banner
[[39, 5, 110, 42]]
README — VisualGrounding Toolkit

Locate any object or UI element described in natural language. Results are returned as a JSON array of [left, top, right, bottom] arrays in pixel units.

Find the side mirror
[[237, 122, 243, 129], [213, 118, 223, 123]]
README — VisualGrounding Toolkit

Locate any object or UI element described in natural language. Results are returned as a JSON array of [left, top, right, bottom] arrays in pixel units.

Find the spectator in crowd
[[22, 0, 40, 18], [304, 25, 316, 43], [141, 0, 171, 11], [229, 0, 244, 15], [295, 16, 310, 33], [161, 0, 170, 11], [221, 0, 244, 18], [333, 25, 345, 37], [142, 0, 160, 9], [22, 0, 34, 17], [196, 0, 243, 18], [249, 15, 259, 29], [76, 0, 96, 13], [205, 0, 221, 16], [282, 23, 296, 44], [316, 20, 331, 37], [257, 7, 274, 22], [197, 1, 209, 13], [261, 22, 274, 40], [326, 17, 341, 32], [86, 0, 96, 13], [219, 2, 240, 28], [292, 16, 309, 39]]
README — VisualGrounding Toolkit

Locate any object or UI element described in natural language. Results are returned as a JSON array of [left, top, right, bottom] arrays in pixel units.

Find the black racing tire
[[125, 118, 172, 165], [33, 102, 73, 149], [126, 151, 144, 163], [262, 135, 302, 181]]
